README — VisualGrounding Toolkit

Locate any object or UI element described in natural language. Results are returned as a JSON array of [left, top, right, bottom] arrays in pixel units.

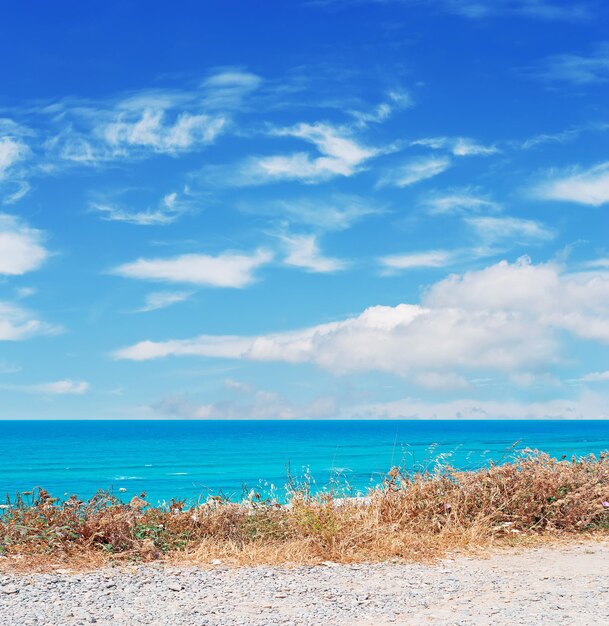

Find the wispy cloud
[[44, 70, 262, 165], [0, 123, 32, 202], [534, 162, 609, 206], [527, 42, 609, 85], [0, 301, 61, 341], [91, 188, 196, 225], [111, 248, 273, 288], [280, 233, 348, 273], [0, 214, 49, 275], [153, 388, 337, 420], [348, 89, 413, 127], [0, 137, 29, 180], [241, 194, 383, 231], [464, 216, 555, 244], [315, 0, 591, 21], [410, 136, 499, 157], [379, 250, 456, 272], [421, 188, 501, 215], [575, 370, 609, 383], [199, 70, 263, 109], [245, 122, 379, 184], [2, 379, 89, 395], [379, 156, 451, 187], [207, 121, 384, 187], [134, 291, 193, 313]]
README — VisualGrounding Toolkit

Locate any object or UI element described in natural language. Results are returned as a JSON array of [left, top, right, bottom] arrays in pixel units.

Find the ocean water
[[1, 420, 609, 505]]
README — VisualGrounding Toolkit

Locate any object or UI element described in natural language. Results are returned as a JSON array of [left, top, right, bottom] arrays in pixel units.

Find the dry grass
[[2, 451, 608, 572]]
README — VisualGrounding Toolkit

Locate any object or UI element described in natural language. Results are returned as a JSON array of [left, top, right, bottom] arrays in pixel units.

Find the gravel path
[[1, 542, 608, 625]]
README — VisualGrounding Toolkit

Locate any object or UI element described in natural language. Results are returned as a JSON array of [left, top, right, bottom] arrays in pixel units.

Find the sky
[[1, 0, 609, 420]]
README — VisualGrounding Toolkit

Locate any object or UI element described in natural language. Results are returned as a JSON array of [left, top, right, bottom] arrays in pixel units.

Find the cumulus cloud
[[379, 156, 451, 187], [0, 214, 49, 275], [534, 162, 609, 206], [115, 258, 609, 387], [280, 233, 348, 273], [111, 248, 272, 288], [0, 302, 60, 341]]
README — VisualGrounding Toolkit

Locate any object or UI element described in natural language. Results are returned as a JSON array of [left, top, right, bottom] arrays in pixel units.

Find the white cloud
[[436, 0, 590, 20], [349, 391, 609, 420], [530, 42, 609, 85], [0, 214, 49, 275], [244, 194, 383, 231], [411, 136, 499, 157], [379, 156, 451, 187], [92, 189, 195, 225], [585, 258, 609, 269], [0, 301, 60, 341], [103, 110, 226, 154], [47, 70, 263, 164], [280, 233, 347, 273], [200, 70, 263, 109], [0, 137, 28, 180], [236, 122, 379, 184], [534, 162, 609, 206], [464, 216, 555, 243], [422, 189, 501, 215], [576, 371, 609, 383], [115, 258, 609, 385], [153, 390, 337, 420], [317, 0, 589, 21], [379, 250, 455, 271], [134, 291, 192, 313], [413, 371, 470, 390], [349, 89, 413, 127], [111, 248, 272, 288], [3, 379, 89, 395]]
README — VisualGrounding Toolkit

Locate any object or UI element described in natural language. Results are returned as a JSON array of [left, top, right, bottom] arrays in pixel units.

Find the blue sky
[[1, 0, 609, 419]]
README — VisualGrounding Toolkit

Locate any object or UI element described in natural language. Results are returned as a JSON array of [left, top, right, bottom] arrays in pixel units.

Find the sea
[[1, 420, 609, 505]]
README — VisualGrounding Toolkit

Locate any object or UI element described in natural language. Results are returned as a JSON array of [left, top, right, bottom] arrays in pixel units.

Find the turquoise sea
[[1, 420, 609, 505]]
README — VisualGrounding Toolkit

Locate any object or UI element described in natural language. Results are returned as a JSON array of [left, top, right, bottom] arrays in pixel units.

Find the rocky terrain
[[1, 542, 607, 625]]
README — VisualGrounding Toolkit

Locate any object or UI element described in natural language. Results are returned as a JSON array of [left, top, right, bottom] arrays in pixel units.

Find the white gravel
[[1, 541, 607, 625]]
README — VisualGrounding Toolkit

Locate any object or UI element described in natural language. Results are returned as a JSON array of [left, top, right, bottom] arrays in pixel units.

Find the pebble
[[0, 543, 607, 625]]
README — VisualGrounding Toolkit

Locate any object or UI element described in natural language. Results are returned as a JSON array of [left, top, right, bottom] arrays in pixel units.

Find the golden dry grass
[[2, 451, 608, 572]]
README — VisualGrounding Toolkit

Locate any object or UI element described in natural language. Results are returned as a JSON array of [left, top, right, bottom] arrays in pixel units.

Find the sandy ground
[[1, 541, 608, 625]]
